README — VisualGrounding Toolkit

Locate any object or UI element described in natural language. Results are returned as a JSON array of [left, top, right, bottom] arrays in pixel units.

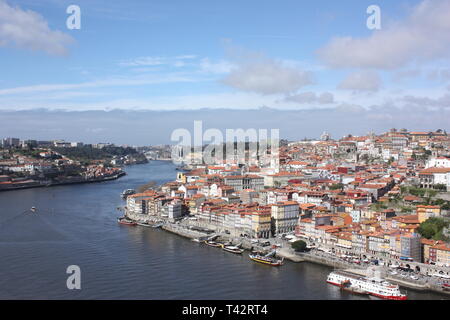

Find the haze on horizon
[[1, 0, 450, 144]]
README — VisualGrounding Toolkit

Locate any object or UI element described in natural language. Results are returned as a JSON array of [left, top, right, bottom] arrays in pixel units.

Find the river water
[[0, 161, 447, 299]]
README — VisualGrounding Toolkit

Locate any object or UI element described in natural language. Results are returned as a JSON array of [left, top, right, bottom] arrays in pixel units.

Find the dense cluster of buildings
[[126, 129, 450, 267], [0, 137, 125, 190]]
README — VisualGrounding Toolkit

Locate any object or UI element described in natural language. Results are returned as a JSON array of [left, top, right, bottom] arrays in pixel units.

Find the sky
[[1, 0, 450, 145]]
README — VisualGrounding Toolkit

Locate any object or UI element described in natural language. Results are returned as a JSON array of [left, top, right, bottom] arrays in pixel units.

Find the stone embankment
[[125, 214, 450, 296]]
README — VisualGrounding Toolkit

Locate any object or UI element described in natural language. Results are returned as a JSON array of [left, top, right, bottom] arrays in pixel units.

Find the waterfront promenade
[[121, 206, 450, 295], [124, 209, 450, 296]]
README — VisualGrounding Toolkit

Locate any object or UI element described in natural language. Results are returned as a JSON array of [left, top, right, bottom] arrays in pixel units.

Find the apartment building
[[271, 201, 299, 236]]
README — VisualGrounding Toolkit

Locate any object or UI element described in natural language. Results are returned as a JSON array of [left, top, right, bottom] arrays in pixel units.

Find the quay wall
[[162, 224, 210, 240], [298, 253, 365, 270], [126, 214, 450, 297]]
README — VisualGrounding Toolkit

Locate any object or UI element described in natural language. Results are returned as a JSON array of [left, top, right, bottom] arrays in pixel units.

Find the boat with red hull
[[327, 271, 407, 300], [117, 217, 137, 226]]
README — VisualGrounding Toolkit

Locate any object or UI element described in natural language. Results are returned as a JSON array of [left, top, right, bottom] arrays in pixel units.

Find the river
[[0, 161, 447, 299]]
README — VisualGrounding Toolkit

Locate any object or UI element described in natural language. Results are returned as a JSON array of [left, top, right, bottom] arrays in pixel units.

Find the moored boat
[[327, 271, 407, 300], [340, 280, 369, 295], [223, 245, 244, 254], [204, 240, 223, 247], [249, 253, 284, 266], [152, 222, 164, 228], [137, 222, 152, 227], [117, 217, 137, 226]]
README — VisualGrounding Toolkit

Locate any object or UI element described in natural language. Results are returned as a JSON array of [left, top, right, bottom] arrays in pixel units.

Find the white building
[[426, 157, 450, 168], [271, 201, 299, 236]]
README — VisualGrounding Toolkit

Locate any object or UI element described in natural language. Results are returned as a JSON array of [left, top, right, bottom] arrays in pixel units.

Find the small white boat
[[152, 222, 164, 228], [137, 222, 152, 227], [223, 245, 244, 254]]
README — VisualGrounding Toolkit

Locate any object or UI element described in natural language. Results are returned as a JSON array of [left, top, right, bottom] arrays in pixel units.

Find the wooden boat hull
[[249, 254, 283, 266], [204, 241, 223, 247], [327, 280, 407, 300], [117, 217, 137, 226]]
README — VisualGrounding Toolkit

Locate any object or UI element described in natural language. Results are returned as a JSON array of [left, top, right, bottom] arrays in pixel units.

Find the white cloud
[[199, 58, 233, 74], [283, 91, 334, 104], [427, 69, 450, 82], [392, 69, 422, 81], [0, 0, 74, 55], [221, 52, 313, 95], [119, 55, 197, 67], [317, 0, 450, 69], [335, 103, 365, 113], [0, 73, 200, 96], [338, 70, 381, 92], [401, 93, 450, 107]]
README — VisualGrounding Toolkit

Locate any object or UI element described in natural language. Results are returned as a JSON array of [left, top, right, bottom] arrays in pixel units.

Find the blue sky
[[1, 0, 450, 144]]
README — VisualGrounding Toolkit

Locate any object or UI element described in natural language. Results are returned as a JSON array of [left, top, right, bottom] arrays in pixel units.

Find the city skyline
[[1, 107, 450, 145], [1, 0, 450, 144]]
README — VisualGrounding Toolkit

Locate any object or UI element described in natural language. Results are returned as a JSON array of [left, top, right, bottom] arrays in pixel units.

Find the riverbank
[[124, 211, 450, 297], [2, 160, 445, 300], [0, 171, 126, 192]]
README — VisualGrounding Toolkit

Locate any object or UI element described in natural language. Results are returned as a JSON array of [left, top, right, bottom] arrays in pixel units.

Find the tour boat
[[137, 222, 152, 227], [340, 280, 369, 295], [117, 217, 137, 226], [327, 271, 407, 300], [249, 253, 284, 266], [204, 240, 223, 247], [223, 245, 244, 254]]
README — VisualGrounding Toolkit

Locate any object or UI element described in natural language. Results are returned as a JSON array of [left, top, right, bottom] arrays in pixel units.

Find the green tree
[[427, 189, 437, 198], [417, 217, 449, 241], [434, 184, 447, 191], [330, 183, 344, 190], [291, 240, 307, 252]]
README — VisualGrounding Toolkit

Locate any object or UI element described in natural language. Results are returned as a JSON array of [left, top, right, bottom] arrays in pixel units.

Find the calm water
[[0, 161, 447, 300]]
